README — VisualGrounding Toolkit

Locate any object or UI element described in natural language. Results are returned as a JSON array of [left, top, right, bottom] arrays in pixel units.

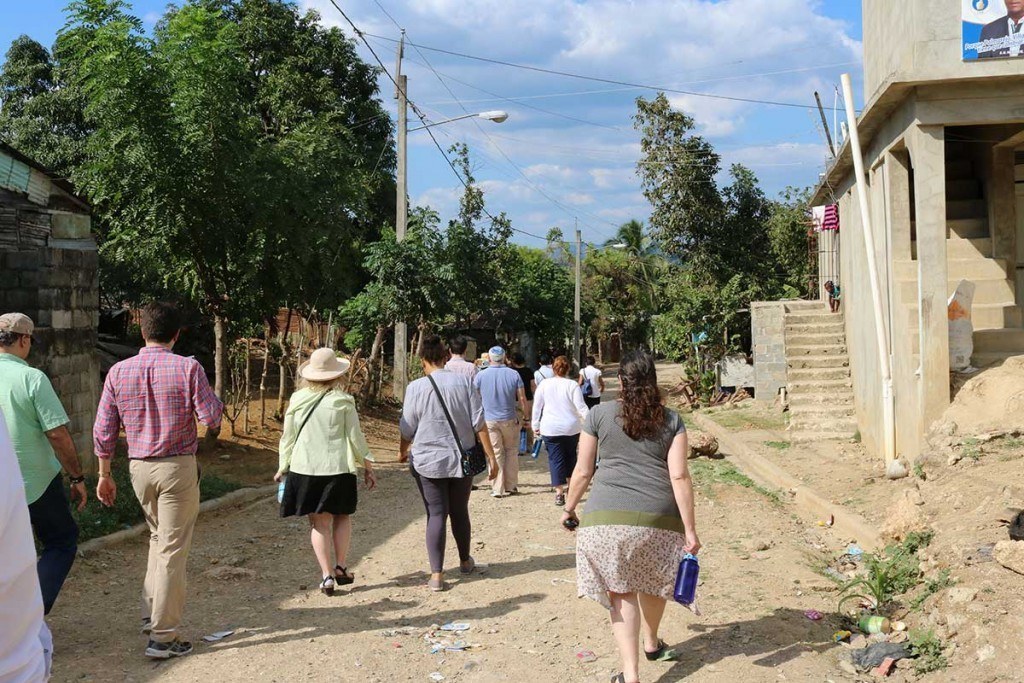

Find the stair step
[[971, 352, 1024, 368], [788, 378, 853, 394], [790, 403, 855, 416], [899, 278, 1014, 306], [947, 200, 987, 221], [905, 303, 1023, 331], [786, 344, 848, 357], [912, 237, 992, 259], [787, 355, 850, 370], [895, 258, 1009, 281], [973, 328, 1024, 353], [790, 419, 859, 434], [783, 301, 828, 313], [785, 334, 846, 347], [788, 367, 851, 382], [946, 178, 981, 201], [785, 322, 845, 335], [789, 392, 854, 407], [948, 217, 989, 239], [784, 313, 842, 326]]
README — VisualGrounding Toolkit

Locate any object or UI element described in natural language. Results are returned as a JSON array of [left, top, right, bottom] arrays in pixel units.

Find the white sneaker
[[490, 492, 506, 498]]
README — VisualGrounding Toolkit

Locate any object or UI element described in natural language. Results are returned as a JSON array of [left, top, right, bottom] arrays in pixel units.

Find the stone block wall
[[1, 187, 100, 463], [751, 301, 787, 402]]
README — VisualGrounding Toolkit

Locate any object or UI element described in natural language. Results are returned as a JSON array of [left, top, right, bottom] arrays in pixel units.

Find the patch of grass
[[913, 462, 926, 480], [764, 441, 791, 450], [961, 437, 983, 461], [838, 532, 933, 613], [690, 459, 784, 505], [909, 628, 948, 674], [909, 568, 955, 610], [74, 459, 243, 544], [852, 430, 861, 443]]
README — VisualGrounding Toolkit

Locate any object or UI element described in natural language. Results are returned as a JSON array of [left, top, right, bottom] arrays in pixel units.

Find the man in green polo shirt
[[0, 312, 86, 614]]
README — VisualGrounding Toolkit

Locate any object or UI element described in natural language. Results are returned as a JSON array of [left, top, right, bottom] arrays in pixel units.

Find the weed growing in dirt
[[838, 533, 932, 613], [74, 461, 243, 543], [689, 459, 784, 505], [705, 407, 788, 432], [764, 441, 791, 450], [913, 462, 926, 480], [961, 437, 983, 461], [909, 569, 955, 611], [909, 629, 948, 674]]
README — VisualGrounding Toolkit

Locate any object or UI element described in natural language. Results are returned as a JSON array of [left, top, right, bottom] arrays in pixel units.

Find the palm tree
[[604, 220, 662, 309]]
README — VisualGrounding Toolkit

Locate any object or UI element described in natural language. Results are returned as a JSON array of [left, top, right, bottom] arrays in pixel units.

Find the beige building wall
[[864, 0, 1024, 102]]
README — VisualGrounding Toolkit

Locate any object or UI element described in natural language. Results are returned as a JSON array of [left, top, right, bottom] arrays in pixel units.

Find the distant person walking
[[400, 336, 498, 591], [0, 410, 53, 682], [444, 335, 477, 380], [93, 302, 224, 660], [0, 312, 86, 616], [276, 348, 376, 596], [533, 352, 554, 395], [474, 346, 528, 498], [510, 352, 535, 454], [562, 351, 700, 683], [579, 356, 606, 409], [532, 356, 589, 507]]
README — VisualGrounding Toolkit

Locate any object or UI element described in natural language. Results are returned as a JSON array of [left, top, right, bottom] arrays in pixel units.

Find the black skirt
[[279, 472, 358, 517]]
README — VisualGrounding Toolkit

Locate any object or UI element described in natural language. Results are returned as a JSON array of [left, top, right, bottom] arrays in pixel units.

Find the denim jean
[[28, 474, 79, 614]]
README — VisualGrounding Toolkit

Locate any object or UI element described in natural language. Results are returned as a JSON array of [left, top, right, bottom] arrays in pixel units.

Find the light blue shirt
[[400, 371, 485, 479], [473, 365, 523, 422]]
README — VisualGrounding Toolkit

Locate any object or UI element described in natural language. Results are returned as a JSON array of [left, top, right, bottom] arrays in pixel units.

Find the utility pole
[[393, 31, 408, 401], [573, 220, 582, 369]]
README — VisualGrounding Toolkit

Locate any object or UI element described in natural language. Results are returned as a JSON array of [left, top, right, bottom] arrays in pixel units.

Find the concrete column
[[885, 151, 913, 262], [991, 146, 1017, 264], [909, 124, 949, 429]]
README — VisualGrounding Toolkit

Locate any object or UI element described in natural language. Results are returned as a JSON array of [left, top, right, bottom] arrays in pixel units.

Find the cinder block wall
[[751, 301, 787, 401], [1, 189, 100, 464]]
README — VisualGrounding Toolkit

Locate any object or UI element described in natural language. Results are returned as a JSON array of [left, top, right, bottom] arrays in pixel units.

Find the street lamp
[[393, 36, 508, 401], [409, 110, 509, 131]]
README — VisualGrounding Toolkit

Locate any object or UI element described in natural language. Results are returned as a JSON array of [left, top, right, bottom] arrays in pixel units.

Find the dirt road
[[46, 365, 852, 683]]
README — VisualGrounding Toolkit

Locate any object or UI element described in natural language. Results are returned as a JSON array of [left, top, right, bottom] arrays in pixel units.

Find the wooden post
[[243, 338, 251, 434]]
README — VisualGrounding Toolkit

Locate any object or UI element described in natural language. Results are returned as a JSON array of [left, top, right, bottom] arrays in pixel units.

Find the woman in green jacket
[[275, 348, 376, 595]]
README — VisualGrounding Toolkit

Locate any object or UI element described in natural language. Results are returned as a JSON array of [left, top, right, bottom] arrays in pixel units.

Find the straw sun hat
[[298, 347, 351, 382]]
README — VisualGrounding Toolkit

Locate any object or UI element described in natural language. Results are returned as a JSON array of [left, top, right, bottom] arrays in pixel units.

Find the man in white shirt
[[0, 409, 52, 683], [444, 336, 477, 380], [532, 352, 555, 395], [578, 356, 606, 409]]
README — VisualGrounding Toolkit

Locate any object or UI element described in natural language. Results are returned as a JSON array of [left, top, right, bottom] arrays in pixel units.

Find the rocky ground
[[43, 363, 877, 683]]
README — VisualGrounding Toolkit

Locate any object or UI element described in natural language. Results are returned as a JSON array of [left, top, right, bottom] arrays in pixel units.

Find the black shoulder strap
[[427, 374, 463, 452], [295, 390, 329, 440]]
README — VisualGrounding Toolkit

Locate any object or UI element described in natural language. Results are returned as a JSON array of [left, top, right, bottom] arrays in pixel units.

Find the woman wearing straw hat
[[275, 348, 376, 595]]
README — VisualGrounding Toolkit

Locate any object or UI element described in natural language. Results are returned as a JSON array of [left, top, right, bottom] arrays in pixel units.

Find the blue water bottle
[[277, 478, 286, 503], [531, 438, 543, 459], [673, 553, 699, 605], [519, 428, 528, 454]]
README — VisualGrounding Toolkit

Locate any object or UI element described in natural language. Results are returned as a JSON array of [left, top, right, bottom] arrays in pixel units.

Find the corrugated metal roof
[[0, 150, 32, 195]]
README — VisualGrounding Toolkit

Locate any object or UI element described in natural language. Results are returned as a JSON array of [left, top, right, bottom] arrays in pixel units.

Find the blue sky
[[2, 0, 865, 247]]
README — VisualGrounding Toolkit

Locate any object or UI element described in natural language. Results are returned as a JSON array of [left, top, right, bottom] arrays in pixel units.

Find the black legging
[[411, 470, 474, 572]]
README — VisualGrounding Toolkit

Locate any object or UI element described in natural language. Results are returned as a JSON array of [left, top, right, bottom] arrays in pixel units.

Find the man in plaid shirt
[[93, 302, 223, 660]]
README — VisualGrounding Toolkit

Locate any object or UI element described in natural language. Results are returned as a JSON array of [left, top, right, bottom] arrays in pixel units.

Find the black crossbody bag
[[427, 375, 487, 477]]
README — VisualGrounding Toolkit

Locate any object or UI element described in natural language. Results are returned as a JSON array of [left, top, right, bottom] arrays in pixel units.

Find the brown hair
[[552, 355, 571, 377], [140, 302, 181, 343], [421, 335, 450, 366], [617, 350, 665, 440]]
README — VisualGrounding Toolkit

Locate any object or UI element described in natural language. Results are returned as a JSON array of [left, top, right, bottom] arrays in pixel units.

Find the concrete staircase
[[901, 141, 1024, 367], [784, 302, 858, 441]]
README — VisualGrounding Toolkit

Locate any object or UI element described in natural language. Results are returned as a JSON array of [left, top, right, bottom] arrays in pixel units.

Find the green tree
[[52, 0, 393, 394]]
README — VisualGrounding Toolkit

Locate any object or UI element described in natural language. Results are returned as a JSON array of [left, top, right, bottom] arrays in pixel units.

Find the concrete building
[[808, 0, 1024, 461], [0, 142, 100, 460]]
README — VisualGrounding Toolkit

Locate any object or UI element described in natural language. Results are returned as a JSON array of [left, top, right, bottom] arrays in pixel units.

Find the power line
[[363, 32, 851, 112]]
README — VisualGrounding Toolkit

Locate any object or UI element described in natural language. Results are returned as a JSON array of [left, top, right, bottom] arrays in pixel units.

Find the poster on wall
[[963, 0, 1024, 60]]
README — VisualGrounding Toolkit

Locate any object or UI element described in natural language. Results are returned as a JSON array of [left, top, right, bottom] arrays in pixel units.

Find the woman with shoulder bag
[[275, 348, 376, 596], [400, 335, 499, 592]]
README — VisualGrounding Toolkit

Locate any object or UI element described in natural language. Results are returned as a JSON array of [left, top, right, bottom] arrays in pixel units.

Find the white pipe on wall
[[840, 73, 897, 466]]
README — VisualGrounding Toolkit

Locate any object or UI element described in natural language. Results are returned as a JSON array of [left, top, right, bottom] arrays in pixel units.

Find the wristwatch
[[69, 475, 86, 484]]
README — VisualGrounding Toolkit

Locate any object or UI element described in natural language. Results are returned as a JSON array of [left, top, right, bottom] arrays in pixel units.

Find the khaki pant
[[487, 419, 520, 495], [129, 456, 200, 643]]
